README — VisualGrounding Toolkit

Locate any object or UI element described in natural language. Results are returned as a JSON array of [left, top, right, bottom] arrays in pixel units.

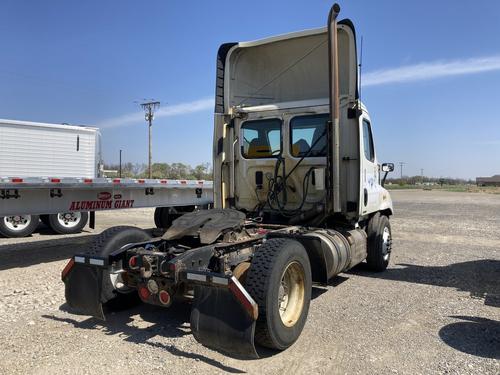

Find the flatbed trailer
[[0, 177, 213, 236]]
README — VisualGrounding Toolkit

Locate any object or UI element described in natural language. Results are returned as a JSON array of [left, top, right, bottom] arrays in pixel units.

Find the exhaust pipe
[[327, 3, 341, 213]]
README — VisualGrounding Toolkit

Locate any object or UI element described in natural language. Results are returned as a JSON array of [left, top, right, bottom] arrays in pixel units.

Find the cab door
[[359, 117, 380, 215]]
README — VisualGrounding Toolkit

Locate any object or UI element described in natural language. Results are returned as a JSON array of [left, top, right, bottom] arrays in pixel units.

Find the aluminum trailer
[[0, 177, 213, 236]]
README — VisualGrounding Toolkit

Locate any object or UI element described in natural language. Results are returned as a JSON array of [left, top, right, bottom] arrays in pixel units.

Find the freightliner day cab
[[62, 4, 395, 358]]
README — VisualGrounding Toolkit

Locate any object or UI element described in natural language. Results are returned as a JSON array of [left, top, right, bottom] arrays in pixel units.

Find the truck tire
[[154, 206, 195, 229], [245, 238, 312, 350], [47, 212, 89, 234], [88, 226, 151, 306], [0, 215, 39, 238], [154, 207, 175, 229], [366, 213, 392, 271]]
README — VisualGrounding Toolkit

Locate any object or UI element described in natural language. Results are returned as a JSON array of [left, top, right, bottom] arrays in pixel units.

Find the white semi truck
[[0, 119, 213, 237], [62, 4, 395, 358]]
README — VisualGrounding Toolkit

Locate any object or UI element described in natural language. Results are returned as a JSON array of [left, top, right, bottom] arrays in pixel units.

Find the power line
[[398, 161, 406, 180], [139, 101, 160, 179]]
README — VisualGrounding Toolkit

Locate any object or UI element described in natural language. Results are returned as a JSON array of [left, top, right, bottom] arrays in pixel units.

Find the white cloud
[[363, 55, 500, 87], [98, 97, 213, 128]]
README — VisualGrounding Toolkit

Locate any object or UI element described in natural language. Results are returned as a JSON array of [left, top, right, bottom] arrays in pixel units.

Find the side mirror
[[381, 163, 395, 173], [381, 163, 394, 187]]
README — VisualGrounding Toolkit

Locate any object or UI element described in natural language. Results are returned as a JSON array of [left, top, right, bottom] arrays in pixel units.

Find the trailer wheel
[[0, 215, 39, 238], [89, 226, 151, 306], [366, 213, 392, 271], [47, 212, 89, 234], [245, 238, 312, 350]]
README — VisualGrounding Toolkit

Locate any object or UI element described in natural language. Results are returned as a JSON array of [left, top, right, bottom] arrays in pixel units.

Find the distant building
[[476, 175, 500, 186]]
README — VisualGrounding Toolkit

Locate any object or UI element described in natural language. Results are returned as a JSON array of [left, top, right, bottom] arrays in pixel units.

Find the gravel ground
[[0, 191, 498, 374]]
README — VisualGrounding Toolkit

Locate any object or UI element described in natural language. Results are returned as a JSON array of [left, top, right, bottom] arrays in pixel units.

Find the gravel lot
[[0, 190, 499, 374]]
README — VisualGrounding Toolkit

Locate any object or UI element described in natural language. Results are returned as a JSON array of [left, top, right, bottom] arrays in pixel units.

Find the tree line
[[103, 162, 212, 180]]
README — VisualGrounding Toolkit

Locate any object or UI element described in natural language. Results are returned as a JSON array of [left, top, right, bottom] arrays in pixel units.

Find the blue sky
[[1, 0, 499, 179]]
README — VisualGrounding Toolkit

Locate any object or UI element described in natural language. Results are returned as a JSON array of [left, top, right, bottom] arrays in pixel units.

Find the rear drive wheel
[[47, 212, 89, 234], [88, 226, 151, 307], [0, 215, 39, 237], [366, 213, 392, 271], [245, 238, 312, 350]]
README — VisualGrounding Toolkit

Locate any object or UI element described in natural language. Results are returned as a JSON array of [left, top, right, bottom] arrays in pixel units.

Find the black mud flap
[[190, 285, 258, 359], [63, 262, 105, 320]]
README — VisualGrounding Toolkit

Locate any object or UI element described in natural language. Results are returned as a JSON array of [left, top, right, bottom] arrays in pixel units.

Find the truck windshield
[[290, 114, 329, 157], [241, 119, 282, 158]]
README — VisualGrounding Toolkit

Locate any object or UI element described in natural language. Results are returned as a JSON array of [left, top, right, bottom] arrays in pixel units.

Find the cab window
[[290, 114, 329, 157], [362, 119, 375, 162], [241, 119, 282, 158]]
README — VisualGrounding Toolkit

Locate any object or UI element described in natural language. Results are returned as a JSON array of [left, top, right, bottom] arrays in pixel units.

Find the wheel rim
[[382, 226, 391, 261], [3, 215, 31, 231], [57, 212, 81, 228], [278, 261, 305, 327]]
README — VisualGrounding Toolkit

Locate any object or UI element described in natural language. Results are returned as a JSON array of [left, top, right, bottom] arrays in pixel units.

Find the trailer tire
[[89, 226, 151, 306], [245, 238, 312, 350], [47, 212, 89, 234], [366, 213, 392, 271], [0, 215, 39, 238]]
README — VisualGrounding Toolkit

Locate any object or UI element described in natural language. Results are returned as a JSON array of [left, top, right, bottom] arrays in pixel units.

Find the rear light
[[138, 286, 150, 301], [138, 179, 145, 184], [11, 178, 23, 183], [61, 259, 75, 280], [51, 178, 61, 183], [160, 180, 167, 184], [113, 179, 120, 184], [84, 178, 93, 184], [158, 290, 171, 306], [128, 256, 138, 269], [179, 180, 187, 185]]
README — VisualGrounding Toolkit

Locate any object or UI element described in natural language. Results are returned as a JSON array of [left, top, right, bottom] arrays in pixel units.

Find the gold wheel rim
[[278, 261, 305, 327]]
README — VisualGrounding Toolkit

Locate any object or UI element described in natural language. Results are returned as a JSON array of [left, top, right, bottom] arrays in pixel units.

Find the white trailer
[[0, 119, 213, 237]]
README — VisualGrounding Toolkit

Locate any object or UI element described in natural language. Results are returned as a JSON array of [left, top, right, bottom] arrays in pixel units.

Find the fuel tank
[[300, 228, 367, 281]]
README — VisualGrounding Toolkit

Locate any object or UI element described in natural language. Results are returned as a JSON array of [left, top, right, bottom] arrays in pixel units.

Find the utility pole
[[420, 168, 424, 183], [119, 149, 122, 178], [398, 161, 406, 180], [140, 101, 160, 179]]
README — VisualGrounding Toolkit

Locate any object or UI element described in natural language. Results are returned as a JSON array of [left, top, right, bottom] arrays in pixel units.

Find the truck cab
[[213, 23, 393, 225]]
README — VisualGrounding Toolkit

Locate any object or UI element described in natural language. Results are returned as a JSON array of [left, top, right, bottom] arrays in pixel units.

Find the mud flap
[[63, 262, 105, 320], [190, 285, 258, 359]]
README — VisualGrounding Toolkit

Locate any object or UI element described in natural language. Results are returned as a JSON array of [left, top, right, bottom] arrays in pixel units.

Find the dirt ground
[[0, 190, 498, 374]]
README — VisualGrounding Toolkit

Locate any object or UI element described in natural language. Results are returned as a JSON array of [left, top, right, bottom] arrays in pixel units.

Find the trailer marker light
[[160, 180, 167, 184], [11, 178, 23, 183], [138, 179, 145, 184], [197, 181, 204, 185], [187, 273, 206, 282], [51, 178, 61, 183], [158, 290, 171, 305], [113, 179, 121, 184], [179, 180, 187, 185], [61, 259, 75, 280], [74, 256, 85, 264], [228, 276, 258, 320], [139, 286, 150, 300], [84, 179, 93, 184], [89, 258, 105, 266]]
